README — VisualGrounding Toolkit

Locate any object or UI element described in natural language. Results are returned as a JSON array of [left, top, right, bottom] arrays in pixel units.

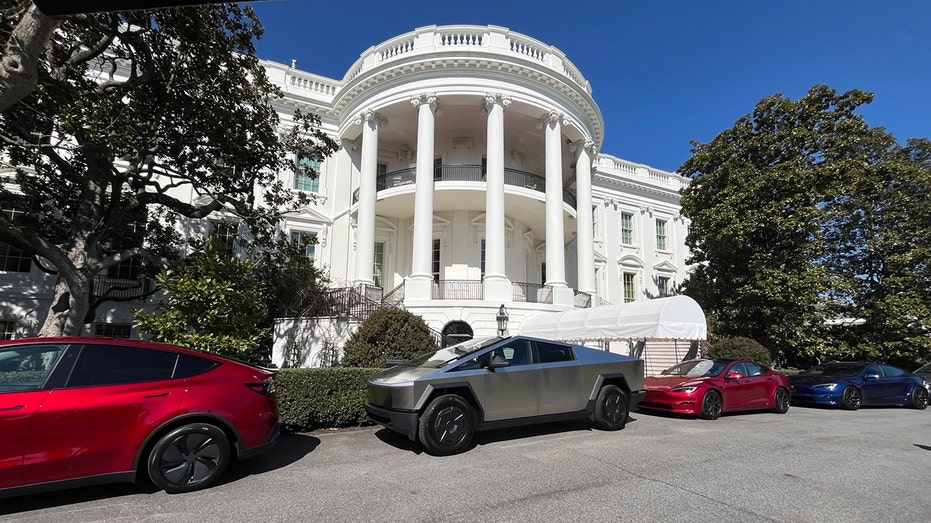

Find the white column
[[483, 94, 512, 302], [353, 110, 386, 286], [539, 111, 573, 306], [406, 94, 438, 301], [573, 139, 596, 295]]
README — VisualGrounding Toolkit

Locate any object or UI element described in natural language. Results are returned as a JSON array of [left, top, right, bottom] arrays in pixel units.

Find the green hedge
[[274, 367, 382, 432]]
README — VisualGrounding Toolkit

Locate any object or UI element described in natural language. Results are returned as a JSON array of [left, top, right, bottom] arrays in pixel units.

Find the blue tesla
[[789, 361, 929, 410]]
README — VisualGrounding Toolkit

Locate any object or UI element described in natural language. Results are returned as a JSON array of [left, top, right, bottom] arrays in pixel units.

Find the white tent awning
[[518, 295, 707, 342]]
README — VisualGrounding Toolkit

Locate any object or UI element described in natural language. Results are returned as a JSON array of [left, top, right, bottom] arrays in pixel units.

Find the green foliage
[[680, 85, 931, 368], [135, 240, 267, 361], [0, 4, 336, 335], [707, 337, 773, 367], [342, 308, 438, 368], [274, 367, 381, 432]]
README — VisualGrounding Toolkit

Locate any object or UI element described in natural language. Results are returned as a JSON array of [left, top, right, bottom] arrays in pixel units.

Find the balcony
[[353, 165, 577, 209]]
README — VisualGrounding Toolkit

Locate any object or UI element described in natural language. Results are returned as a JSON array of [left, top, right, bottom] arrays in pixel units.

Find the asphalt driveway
[[4, 405, 929, 522]]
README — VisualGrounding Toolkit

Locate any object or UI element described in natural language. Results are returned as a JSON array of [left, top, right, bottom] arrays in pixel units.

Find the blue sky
[[249, 0, 930, 173]]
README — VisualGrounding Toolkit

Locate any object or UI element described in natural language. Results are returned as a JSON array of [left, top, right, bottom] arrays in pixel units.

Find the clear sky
[[249, 0, 930, 173]]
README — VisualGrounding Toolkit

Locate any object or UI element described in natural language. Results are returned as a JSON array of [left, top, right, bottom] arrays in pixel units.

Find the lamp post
[[496, 304, 509, 336]]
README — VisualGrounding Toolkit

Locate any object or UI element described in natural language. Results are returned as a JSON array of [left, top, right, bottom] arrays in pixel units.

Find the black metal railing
[[353, 165, 577, 208], [511, 281, 552, 304], [382, 282, 405, 307], [432, 280, 483, 300], [92, 275, 155, 301]]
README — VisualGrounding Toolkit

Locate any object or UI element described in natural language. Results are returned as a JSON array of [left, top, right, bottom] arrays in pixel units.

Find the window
[[620, 212, 634, 245], [490, 339, 533, 366], [376, 163, 388, 191], [294, 156, 320, 192], [434, 157, 443, 181], [68, 345, 177, 387], [536, 341, 574, 363], [0, 206, 31, 273], [431, 239, 441, 283], [657, 276, 670, 298], [655, 219, 668, 251], [373, 242, 384, 288], [291, 231, 316, 262], [1, 320, 15, 340], [541, 262, 547, 284], [108, 257, 143, 280], [480, 238, 485, 279], [94, 323, 132, 339], [481, 156, 487, 177], [623, 272, 636, 303], [0, 344, 66, 391], [209, 220, 238, 258]]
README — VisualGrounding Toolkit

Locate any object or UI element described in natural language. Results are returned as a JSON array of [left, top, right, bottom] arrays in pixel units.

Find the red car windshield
[[662, 360, 728, 377]]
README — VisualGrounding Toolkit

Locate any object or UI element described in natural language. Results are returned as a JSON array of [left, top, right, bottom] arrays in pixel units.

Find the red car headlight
[[671, 386, 698, 393]]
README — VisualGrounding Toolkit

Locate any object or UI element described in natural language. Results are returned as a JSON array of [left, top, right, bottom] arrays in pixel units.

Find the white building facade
[[269, 25, 692, 367], [1, 25, 692, 368]]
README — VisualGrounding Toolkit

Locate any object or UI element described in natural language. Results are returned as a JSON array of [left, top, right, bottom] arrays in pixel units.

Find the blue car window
[[879, 365, 905, 378]]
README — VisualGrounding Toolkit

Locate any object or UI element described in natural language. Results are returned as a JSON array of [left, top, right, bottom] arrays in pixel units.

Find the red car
[[0, 337, 279, 498], [638, 359, 791, 419]]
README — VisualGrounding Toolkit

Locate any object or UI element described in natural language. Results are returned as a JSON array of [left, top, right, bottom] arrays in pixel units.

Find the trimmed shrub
[[274, 367, 381, 432], [341, 307, 438, 367], [707, 336, 773, 367]]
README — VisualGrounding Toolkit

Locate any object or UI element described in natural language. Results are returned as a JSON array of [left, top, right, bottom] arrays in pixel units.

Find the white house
[[1, 25, 695, 372]]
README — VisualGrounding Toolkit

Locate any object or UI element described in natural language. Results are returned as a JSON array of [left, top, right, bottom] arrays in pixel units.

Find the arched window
[[441, 321, 473, 348]]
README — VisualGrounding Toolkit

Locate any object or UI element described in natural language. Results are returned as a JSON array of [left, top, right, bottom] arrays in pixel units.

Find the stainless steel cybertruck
[[365, 335, 645, 455]]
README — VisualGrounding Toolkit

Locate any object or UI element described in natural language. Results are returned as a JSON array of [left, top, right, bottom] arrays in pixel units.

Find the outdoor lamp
[[496, 304, 509, 336]]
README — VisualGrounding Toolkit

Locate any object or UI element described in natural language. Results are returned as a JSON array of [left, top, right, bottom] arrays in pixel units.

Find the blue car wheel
[[911, 387, 929, 410], [841, 386, 861, 410]]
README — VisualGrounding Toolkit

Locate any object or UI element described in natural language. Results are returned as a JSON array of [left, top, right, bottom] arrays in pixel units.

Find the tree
[[680, 85, 931, 368], [820, 137, 931, 367], [341, 308, 438, 368], [134, 239, 266, 360], [0, 2, 59, 112], [0, 2, 336, 336]]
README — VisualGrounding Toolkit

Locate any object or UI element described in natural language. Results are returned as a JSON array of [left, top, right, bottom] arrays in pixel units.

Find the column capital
[[569, 138, 597, 156], [481, 93, 512, 114], [410, 93, 438, 111], [355, 109, 388, 128], [536, 110, 567, 130]]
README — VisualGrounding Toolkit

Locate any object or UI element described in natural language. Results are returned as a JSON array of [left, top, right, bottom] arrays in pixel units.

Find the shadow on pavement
[[373, 416, 641, 455], [0, 433, 320, 514]]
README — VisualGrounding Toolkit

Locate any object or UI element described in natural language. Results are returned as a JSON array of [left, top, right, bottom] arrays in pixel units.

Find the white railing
[[342, 25, 592, 94], [596, 154, 689, 189]]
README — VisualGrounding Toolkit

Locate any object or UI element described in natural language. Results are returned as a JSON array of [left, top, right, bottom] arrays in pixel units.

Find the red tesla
[[638, 359, 791, 419], [0, 337, 279, 497]]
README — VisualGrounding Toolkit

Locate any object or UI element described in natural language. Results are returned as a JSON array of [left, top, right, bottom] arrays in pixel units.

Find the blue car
[[789, 361, 929, 410]]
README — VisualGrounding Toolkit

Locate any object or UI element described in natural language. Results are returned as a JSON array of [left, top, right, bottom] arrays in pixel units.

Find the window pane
[[0, 321, 14, 340], [0, 344, 67, 391], [536, 341, 574, 363], [94, 323, 132, 339], [620, 213, 633, 245], [209, 221, 238, 258], [432, 239, 440, 283], [373, 242, 384, 287], [656, 220, 667, 251], [175, 354, 219, 378], [623, 272, 635, 303], [68, 345, 177, 387]]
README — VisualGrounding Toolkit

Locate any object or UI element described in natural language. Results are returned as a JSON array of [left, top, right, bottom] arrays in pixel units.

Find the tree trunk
[[0, 3, 59, 113], [38, 274, 91, 337]]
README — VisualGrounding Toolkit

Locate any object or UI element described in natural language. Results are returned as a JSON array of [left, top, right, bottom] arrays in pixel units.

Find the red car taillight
[[245, 377, 275, 395]]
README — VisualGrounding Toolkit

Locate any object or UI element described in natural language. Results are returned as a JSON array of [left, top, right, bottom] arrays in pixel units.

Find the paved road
[[3, 405, 930, 522]]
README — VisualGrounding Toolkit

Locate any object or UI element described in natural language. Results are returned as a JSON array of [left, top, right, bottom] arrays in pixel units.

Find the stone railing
[[343, 25, 591, 94], [595, 154, 689, 190]]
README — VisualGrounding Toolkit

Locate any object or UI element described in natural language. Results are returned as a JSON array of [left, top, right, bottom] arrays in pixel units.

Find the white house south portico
[[270, 25, 693, 366]]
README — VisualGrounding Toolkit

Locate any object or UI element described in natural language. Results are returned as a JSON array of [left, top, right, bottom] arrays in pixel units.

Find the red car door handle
[[0, 404, 25, 411], [144, 392, 170, 398]]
